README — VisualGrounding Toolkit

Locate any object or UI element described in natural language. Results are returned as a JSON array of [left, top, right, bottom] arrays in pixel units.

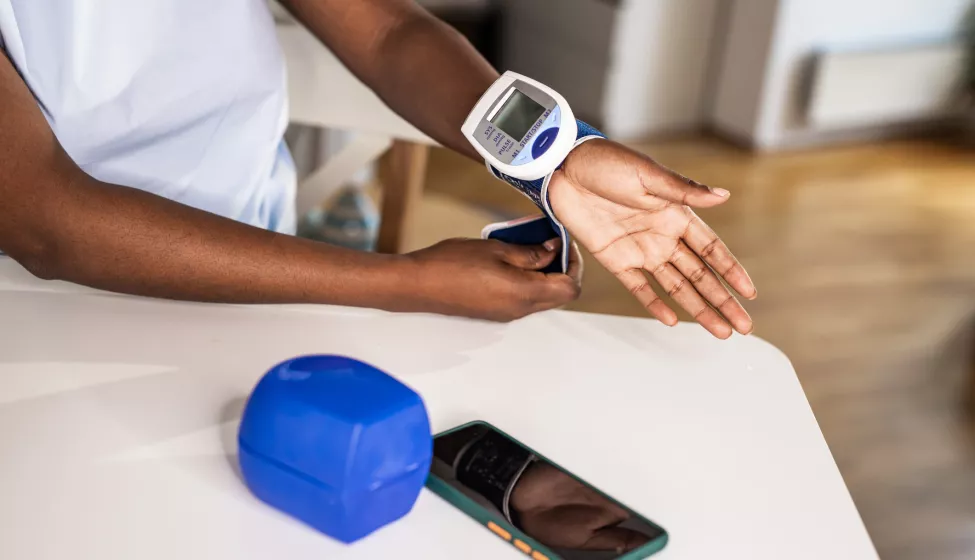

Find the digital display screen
[[491, 89, 547, 141], [431, 423, 665, 559]]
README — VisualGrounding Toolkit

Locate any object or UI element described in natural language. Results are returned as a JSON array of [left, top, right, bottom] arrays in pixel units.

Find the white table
[[0, 258, 878, 560]]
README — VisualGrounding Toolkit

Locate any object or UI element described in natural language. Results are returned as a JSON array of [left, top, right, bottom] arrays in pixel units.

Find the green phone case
[[424, 421, 669, 560]]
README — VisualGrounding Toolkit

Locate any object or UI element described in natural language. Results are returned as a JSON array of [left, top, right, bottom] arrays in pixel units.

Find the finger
[[682, 214, 757, 300], [560, 241, 584, 286], [640, 162, 731, 208], [582, 526, 652, 553], [670, 242, 753, 334], [615, 269, 677, 326], [650, 263, 732, 339], [526, 274, 581, 312], [494, 240, 558, 271], [522, 251, 582, 307], [564, 140, 730, 209]]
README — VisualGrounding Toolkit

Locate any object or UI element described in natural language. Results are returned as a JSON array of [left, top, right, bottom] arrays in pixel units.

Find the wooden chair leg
[[377, 141, 430, 254]]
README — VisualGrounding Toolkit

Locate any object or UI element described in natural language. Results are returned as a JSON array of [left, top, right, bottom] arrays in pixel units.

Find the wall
[[713, 0, 974, 150], [502, 0, 617, 126], [603, 0, 722, 138], [709, 0, 781, 143], [503, 0, 722, 139], [757, 0, 974, 148]]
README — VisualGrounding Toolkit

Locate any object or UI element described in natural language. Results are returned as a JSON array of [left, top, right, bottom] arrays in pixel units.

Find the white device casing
[[461, 71, 577, 181]]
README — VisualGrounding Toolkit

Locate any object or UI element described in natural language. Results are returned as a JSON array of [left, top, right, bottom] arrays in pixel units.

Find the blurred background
[[276, 1, 975, 558]]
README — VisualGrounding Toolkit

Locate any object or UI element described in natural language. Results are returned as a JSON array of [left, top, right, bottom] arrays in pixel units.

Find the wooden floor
[[416, 135, 975, 560]]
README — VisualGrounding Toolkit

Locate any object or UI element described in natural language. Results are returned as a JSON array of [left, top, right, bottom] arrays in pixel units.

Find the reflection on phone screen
[[431, 424, 664, 560]]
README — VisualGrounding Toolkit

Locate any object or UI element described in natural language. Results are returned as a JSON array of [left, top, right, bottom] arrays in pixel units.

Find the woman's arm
[[279, 0, 495, 160], [0, 50, 577, 321], [280, 0, 757, 337]]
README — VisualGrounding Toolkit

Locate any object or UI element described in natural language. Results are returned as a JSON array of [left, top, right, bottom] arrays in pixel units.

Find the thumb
[[581, 526, 652, 553], [494, 239, 559, 271], [642, 162, 731, 208], [563, 139, 730, 209]]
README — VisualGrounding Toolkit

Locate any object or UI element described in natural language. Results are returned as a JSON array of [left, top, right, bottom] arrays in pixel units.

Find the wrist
[[558, 136, 608, 188], [360, 251, 421, 312], [371, 249, 442, 314], [303, 243, 416, 311]]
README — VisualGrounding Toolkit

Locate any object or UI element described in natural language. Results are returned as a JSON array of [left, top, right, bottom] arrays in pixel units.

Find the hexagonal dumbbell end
[[237, 355, 432, 543]]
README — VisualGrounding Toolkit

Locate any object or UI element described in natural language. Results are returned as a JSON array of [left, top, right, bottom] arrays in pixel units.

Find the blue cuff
[[488, 119, 606, 273], [488, 119, 606, 209], [573, 120, 606, 147]]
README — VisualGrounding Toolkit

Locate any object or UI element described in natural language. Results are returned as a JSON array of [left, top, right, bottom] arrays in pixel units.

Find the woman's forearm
[[283, 0, 498, 161], [36, 176, 414, 309], [366, 11, 498, 160], [2, 43, 415, 311]]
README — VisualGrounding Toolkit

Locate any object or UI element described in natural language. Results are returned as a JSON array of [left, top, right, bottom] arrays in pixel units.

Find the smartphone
[[426, 421, 668, 560], [482, 215, 564, 274]]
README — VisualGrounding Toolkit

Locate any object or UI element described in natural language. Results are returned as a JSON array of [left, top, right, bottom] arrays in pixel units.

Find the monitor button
[[531, 127, 560, 159]]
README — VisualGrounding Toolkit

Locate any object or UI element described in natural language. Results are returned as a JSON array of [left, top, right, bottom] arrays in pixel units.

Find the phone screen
[[431, 423, 666, 560]]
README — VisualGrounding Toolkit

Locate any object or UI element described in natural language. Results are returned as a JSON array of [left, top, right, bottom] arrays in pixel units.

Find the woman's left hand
[[548, 139, 757, 339]]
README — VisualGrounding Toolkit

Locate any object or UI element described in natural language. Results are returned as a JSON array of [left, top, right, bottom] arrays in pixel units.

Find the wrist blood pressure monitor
[[464, 71, 606, 273], [463, 71, 578, 181]]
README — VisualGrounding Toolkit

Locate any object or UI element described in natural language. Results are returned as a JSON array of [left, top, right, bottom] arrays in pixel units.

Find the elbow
[[21, 250, 62, 281], [4, 231, 64, 282], [2, 173, 80, 283]]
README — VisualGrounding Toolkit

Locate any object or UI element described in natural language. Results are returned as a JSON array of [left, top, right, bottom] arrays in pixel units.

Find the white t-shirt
[[0, 0, 297, 233]]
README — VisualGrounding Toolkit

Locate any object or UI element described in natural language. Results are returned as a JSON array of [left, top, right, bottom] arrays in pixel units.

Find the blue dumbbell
[[238, 355, 432, 543]]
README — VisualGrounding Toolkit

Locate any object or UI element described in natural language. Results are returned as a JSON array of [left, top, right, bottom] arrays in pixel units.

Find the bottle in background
[[298, 185, 379, 252]]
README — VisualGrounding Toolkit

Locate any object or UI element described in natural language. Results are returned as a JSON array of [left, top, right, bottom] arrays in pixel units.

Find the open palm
[[549, 139, 756, 339]]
